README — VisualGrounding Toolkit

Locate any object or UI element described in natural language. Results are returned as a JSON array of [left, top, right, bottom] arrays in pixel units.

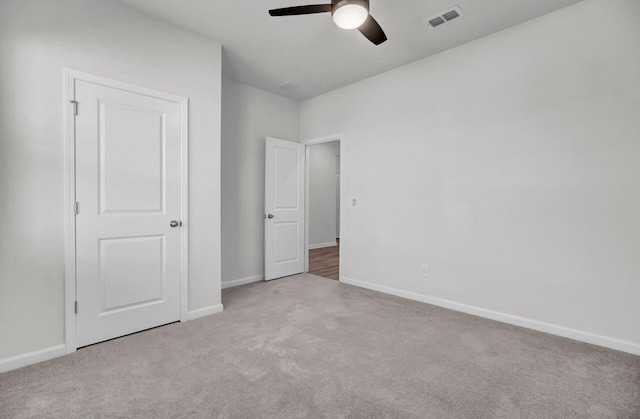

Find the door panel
[[75, 79, 183, 347], [265, 138, 305, 281], [99, 235, 165, 312], [274, 147, 301, 209], [274, 222, 300, 263], [99, 102, 165, 214]]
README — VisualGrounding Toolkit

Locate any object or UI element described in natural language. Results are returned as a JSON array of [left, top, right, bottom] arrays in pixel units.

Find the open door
[[264, 138, 305, 281]]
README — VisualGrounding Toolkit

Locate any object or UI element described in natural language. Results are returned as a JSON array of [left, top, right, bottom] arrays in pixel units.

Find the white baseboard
[[185, 304, 224, 321], [0, 344, 66, 373], [222, 275, 264, 289], [308, 241, 338, 250], [340, 277, 640, 356]]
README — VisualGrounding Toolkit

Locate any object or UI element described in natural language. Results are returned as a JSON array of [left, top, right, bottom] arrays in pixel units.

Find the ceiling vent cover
[[278, 81, 301, 90], [428, 17, 446, 28], [425, 6, 465, 30]]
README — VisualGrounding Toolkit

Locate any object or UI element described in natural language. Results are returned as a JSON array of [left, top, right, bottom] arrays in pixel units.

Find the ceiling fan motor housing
[[331, 0, 370, 15]]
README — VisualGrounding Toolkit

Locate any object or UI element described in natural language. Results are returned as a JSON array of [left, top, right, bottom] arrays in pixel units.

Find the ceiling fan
[[269, 0, 387, 45]]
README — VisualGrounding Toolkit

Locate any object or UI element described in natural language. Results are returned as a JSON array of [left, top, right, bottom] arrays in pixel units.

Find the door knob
[[170, 220, 181, 228], [267, 214, 274, 219]]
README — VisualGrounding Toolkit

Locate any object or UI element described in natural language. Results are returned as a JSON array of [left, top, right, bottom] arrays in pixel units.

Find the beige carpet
[[1, 274, 639, 418]]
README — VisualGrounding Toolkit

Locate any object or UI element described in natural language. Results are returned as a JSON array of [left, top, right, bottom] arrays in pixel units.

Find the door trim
[[301, 134, 344, 278], [63, 69, 189, 354]]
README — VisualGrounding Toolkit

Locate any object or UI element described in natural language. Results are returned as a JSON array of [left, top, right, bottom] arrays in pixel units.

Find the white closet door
[[74, 79, 183, 347]]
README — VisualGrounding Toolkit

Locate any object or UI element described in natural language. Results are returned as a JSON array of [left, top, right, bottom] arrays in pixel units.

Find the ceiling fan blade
[[269, 4, 332, 16], [358, 15, 387, 45]]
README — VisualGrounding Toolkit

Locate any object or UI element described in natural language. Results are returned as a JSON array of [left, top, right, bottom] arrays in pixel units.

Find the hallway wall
[[308, 141, 341, 248]]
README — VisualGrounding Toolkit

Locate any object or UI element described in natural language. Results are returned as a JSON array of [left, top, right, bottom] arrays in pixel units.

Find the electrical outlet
[[228, 255, 234, 265], [421, 264, 429, 277]]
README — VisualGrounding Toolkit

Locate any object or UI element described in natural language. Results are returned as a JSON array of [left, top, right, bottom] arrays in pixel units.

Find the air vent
[[425, 6, 465, 30], [278, 81, 301, 90], [428, 17, 446, 28], [442, 10, 460, 21]]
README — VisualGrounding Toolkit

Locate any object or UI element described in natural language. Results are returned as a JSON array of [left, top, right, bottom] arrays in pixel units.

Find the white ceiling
[[117, 0, 583, 101]]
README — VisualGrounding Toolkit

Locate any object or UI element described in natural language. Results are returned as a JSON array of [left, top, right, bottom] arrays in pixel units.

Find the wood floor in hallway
[[308, 239, 339, 280]]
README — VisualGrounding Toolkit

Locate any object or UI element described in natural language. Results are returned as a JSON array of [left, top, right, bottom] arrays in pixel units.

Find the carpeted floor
[[1, 274, 639, 418]]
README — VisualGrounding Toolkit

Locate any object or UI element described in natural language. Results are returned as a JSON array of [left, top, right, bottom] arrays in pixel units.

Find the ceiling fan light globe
[[332, 4, 368, 29]]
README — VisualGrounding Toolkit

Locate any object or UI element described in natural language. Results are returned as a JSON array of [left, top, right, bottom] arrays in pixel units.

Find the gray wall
[[309, 141, 341, 247], [221, 78, 299, 285], [0, 0, 223, 360], [300, 0, 640, 350]]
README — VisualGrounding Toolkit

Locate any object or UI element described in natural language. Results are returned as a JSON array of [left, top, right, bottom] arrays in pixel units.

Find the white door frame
[[301, 134, 344, 277], [63, 69, 189, 354]]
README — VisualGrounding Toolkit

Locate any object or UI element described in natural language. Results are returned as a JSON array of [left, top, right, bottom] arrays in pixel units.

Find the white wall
[[309, 141, 340, 247], [300, 0, 640, 351], [221, 78, 299, 285], [0, 0, 222, 360]]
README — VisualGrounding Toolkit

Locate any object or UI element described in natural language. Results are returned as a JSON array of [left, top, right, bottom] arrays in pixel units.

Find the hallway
[[308, 240, 339, 280]]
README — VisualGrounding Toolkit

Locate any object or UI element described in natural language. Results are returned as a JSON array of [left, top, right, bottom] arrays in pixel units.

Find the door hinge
[[74, 301, 78, 314], [75, 201, 79, 214], [70, 100, 78, 116]]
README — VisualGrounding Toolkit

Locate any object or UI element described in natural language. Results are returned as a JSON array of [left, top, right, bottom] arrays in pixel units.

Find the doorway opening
[[305, 138, 341, 280]]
